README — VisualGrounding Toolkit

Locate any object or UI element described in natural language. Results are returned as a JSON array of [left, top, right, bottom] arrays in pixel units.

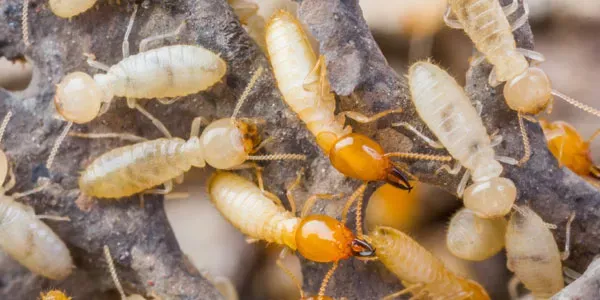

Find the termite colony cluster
[[3, 0, 599, 299]]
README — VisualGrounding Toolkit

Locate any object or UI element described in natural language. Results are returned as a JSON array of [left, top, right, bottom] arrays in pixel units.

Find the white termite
[[400, 61, 517, 218], [0, 112, 73, 280], [446, 207, 507, 261]]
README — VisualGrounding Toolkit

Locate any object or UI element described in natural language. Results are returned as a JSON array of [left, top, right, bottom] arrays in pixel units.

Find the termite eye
[[351, 238, 375, 257], [54, 72, 103, 124], [386, 165, 413, 191], [503, 67, 552, 114]]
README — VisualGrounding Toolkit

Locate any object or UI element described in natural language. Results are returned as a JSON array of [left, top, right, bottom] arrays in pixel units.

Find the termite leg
[[275, 248, 305, 299], [157, 97, 183, 105], [443, 6, 463, 29], [98, 102, 112, 116], [496, 155, 519, 166], [502, 0, 519, 16], [392, 122, 445, 149], [341, 183, 367, 225], [517, 111, 531, 166], [189, 116, 209, 138], [12, 177, 50, 199], [37, 215, 71, 222], [251, 136, 274, 154], [507, 276, 522, 300], [285, 168, 303, 215], [122, 4, 139, 59], [474, 100, 483, 116], [84, 53, 111, 72], [68, 131, 148, 142], [563, 266, 582, 284], [143, 180, 174, 195], [317, 261, 339, 299], [488, 67, 501, 87], [3, 165, 16, 192], [469, 53, 486, 67], [510, 0, 530, 32], [456, 169, 471, 198], [434, 160, 462, 176], [587, 129, 600, 144], [408, 290, 427, 300], [133, 103, 173, 138], [561, 212, 576, 260], [139, 21, 186, 53], [174, 174, 185, 185], [516, 48, 546, 64], [302, 55, 323, 94], [382, 283, 425, 300], [490, 132, 503, 148], [337, 108, 403, 124]]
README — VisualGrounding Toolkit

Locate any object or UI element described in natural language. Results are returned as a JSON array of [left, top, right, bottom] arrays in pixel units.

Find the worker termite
[[75, 66, 305, 199], [446, 207, 507, 261], [208, 171, 375, 299], [505, 205, 575, 299], [52, 4, 226, 145], [266, 11, 452, 193], [444, 0, 600, 164], [40, 290, 71, 300], [0, 112, 74, 280], [540, 120, 599, 178], [400, 61, 517, 218], [103, 245, 147, 300], [369, 226, 490, 299]]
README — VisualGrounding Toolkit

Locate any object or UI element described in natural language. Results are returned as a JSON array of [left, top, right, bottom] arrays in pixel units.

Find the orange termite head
[[40, 290, 71, 300], [327, 133, 413, 190], [295, 214, 375, 263]]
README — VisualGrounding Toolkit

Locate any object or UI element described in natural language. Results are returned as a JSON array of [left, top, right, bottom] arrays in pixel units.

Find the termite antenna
[[103, 245, 128, 300], [231, 66, 265, 120], [561, 212, 576, 260], [552, 90, 600, 118], [246, 153, 306, 161], [318, 261, 339, 299], [517, 112, 531, 166], [0, 111, 13, 144], [22, 0, 31, 47], [341, 183, 367, 225], [355, 186, 365, 238], [46, 121, 73, 171], [384, 152, 453, 162]]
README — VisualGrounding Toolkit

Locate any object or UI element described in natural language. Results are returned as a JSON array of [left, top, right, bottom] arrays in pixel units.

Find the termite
[[369, 226, 490, 299], [444, 0, 600, 164], [505, 205, 575, 299], [0, 112, 74, 280], [40, 290, 71, 300], [51, 4, 226, 153], [365, 183, 421, 232], [400, 61, 517, 218], [266, 11, 450, 193], [228, 0, 267, 52], [446, 207, 507, 261], [208, 171, 375, 299], [103, 245, 147, 300], [75, 66, 305, 199], [540, 120, 599, 178]]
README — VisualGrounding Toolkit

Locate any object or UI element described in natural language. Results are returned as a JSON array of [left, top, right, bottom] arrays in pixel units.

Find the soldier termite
[[540, 120, 599, 178], [505, 205, 575, 299], [365, 183, 422, 232], [446, 207, 507, 261], [444, 0, 600, 164], [266, 10, 452, 195], [48, 4, 227, 167], [369, 226, 490, 300], [400, 61, 517, 218], [74, 66, 305, 199], [103, 245, 147, 300], [0, 112, 74, 280], [208, 171, 375, 299], [40, 290, 71, 300]]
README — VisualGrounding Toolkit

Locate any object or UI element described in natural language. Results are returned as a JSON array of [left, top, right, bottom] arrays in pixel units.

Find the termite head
[[40, 290, 71, 300], [328, 133, 412, 189], [295, 214, 375, 262], [200, 118, 255, 169], [503, 67, 552, 115], [463, 175, 517, 218], [54, 72, 105, 124]]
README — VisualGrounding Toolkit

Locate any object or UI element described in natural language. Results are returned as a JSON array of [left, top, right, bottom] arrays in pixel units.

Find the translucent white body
[[266, 10, 349, 152], [408, 61, 516, 218], [447, 208, 507, 261], [95, 45, 226, 100], [447, 0, 527, 82], [505, 207, 563, 299], [370, 226, 490, 299], [208, 172, 298, 249], [199, 119, 249, 169], [49, 0, 97, 18], [0, 195, 73, 280]]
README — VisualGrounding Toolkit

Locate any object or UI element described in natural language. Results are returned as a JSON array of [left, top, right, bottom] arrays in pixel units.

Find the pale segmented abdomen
[[208, 172, 299, 249], [448, 0, 528, 82], [103, 45, 226, 99], [49, 0, 97, 18], [371, 226, 490, 299], [266, 11, 348, 152], [0, 196, 73, 280], [506, 207, 564, 298], [408, 62, 494, 171], [79, 138, 197, 198]]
